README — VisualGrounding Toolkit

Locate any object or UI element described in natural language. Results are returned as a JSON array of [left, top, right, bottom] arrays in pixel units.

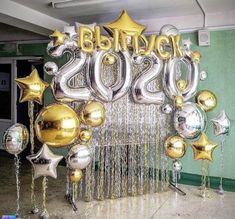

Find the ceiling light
[[52, 0, 115, 9]]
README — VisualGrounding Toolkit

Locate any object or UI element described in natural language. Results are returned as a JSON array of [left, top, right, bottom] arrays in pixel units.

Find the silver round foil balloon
[[44, 61, 58, 76], [163, 56, 199, 101], [67, 144, 92, 170], [211, 110, 231, 136], [172, 160, 182, 172], [174, 102, 207, 140], [161, 103, 174, 114], [88, 50, 132, 102], [160, 24, 179, 36], [132, 52, 165, 104], [200, 71, 207, 81], [2, 123, 29, 155], [27, 144, 63, 179], [51, 51, 91, 102]]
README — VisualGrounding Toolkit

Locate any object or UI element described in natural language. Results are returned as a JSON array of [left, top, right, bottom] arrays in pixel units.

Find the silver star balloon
[[75, 22, 96, 31], [211, 110, 231, 136], [27, 144, 63, 179], [63, 26, 77, 38]]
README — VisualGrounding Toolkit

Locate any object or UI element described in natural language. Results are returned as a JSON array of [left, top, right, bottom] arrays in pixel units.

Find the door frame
[[0, 57, 42, 124]]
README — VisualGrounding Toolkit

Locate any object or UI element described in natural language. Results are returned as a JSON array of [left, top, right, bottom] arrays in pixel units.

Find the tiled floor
[[0, 156, 235, 219]]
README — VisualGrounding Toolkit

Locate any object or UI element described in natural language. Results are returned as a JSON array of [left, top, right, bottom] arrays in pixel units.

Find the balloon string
[[206, 160, 212, 198], [220, 135, 226, 192], [121, 95, 128, 197], [201, 160, 207, 197], [66, 163, 70, 196], [42, 176, 48, 215], [28, 101, 37, 211], [14, 155, 20, 217], [72, 182, 77, 203], [28, 101, 35, 154], [165, 114, 171, 188]]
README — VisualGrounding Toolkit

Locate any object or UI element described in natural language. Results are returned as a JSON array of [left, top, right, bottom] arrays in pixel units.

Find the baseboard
[[178, 172, 235, 192]]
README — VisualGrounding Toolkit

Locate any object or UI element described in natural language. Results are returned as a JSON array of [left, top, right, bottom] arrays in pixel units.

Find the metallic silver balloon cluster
[[44, 23, 210, 200]]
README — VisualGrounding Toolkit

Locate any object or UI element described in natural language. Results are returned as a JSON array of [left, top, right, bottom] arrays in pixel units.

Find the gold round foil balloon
[[35, 103, 80, 147], [196, 90, 217, 112], [174, 96, 184, 109], [103, 53, 116, 65], [79, 129, 92, 142], [70, 169, 83, 183], [80, 101, 105, 127], [177, 79, 187, 92], [164, 135, 187, 159], [191, 51, 201, 63]]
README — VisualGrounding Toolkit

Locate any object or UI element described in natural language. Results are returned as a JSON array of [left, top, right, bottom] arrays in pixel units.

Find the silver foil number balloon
[[211, 110, 231, 136], [2, 123, 29, 155], [51, 51, 91, 102], [27, 144, 63, 179], [174, 102, 207, 140], [132, 52, 165, 104], [163, 56, 199, 101], [88, 50, 132, 102], [67, 144, 92, 170]]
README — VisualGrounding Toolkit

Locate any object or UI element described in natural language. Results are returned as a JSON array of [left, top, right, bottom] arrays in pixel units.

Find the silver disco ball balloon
[[174, 102, 207, 140], [67, 144, 92, 170], [2, 123, 29, 155]]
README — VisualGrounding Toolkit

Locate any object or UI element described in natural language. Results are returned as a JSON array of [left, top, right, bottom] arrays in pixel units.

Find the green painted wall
[[181, 30, 235, 179], [1, 29, 235, 180]]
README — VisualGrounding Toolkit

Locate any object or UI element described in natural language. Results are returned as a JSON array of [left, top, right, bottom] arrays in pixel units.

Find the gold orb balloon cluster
[[33, 100, 106, 186]]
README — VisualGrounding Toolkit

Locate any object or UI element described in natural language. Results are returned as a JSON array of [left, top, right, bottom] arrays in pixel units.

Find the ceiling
[[1, 0, 235, 37]]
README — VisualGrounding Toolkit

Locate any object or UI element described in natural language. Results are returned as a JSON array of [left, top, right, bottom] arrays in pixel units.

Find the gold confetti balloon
[[79, 129, 92, 143], [70, 169, 83, 183], [177, 79, 187, 92], [35, 103, 80, 147], [196, 90, 217, 112], [164, 135, 187, 159], [80, 101, 106, 127], [174, 96, 184, 109], [103, 53, 116, 65]]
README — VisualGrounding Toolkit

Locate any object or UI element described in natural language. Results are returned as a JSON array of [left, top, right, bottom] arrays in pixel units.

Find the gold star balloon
[[104, 10, 146, 36], [190, 133, 217, 161], [15, 68, 48, 104], [50, 29, 66, 45]]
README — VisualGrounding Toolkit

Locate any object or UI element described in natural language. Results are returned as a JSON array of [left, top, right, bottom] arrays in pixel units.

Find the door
[[0, 60, 16, 149]]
